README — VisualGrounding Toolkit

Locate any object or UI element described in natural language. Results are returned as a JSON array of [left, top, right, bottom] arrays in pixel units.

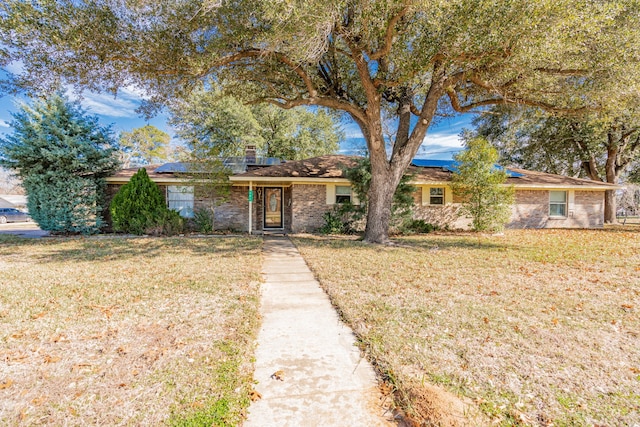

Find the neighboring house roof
[[107, 155, 620, 190], [0, 197, 14, 208]]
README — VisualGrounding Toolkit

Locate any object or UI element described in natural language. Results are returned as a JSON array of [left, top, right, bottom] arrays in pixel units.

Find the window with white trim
[[167, 186, 194, 218], [549, 191, 567, 217], [429, 187, 445, 205], [335, 185, 352, 204]]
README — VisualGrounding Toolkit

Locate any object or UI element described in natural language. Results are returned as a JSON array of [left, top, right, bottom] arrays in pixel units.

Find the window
[[167, 186, 194, 218], [549, 191, 567, 217], [429, 187, 444, 205], [335, 185, 352, 204]]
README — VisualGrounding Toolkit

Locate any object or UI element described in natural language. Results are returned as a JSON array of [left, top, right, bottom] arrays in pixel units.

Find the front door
[[263, 187, 283, 229]]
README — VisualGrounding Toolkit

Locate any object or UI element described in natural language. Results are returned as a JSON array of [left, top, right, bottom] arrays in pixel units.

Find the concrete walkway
[[245, 237, 395, 426]]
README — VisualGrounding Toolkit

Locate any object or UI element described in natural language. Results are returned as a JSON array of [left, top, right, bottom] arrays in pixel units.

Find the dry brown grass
[[0, 235, 262, 426], [292, 228, 640, 426]]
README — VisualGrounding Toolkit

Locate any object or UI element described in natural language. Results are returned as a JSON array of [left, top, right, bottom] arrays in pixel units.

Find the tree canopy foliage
[[2, 0, 639, 242], [118, 124, 170, 167], [0, 93, 119, 234], [451, 137, 515, 232], [169, 86, 343, 160]]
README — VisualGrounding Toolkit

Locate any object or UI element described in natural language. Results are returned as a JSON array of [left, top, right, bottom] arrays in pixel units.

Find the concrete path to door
[[245, 236, 396, 427]]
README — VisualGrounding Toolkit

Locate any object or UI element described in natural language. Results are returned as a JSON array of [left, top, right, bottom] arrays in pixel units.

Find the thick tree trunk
[[604, 140, 618, 224], [363, 168, 398, 243], [604, 190, 617, 224]]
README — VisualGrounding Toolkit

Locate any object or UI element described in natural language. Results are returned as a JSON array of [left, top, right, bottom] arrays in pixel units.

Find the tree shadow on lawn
[[294, 233, 517, 253], [0, 234, 262, 264]]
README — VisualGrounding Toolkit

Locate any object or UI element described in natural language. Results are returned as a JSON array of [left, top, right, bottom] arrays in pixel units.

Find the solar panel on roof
[[411, 159, 524, 177]]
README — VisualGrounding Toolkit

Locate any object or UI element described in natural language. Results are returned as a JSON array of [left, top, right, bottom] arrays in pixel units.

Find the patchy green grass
[[292, 228, 640, 426], [0, 235, 262, 426]]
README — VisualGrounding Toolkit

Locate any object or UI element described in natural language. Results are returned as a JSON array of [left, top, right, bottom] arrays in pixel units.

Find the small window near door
[[335, 186, 352, 204], [429, 187, 445, 205], [167, 186, 194, 218], [549, 191, 567, 217]]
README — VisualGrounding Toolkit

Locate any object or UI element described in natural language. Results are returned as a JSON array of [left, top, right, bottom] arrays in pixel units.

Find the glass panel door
[[263, 187, 283, 229]]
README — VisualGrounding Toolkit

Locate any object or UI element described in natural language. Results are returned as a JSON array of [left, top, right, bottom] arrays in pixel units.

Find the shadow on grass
[[0, 234, 262, 264], [293, 233, 517, 253]]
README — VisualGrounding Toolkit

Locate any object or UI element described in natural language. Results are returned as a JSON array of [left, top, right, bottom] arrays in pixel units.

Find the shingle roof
[[237, 155, 360, 178], [235, 155, 619, 189], [108, 155, 619, 190]]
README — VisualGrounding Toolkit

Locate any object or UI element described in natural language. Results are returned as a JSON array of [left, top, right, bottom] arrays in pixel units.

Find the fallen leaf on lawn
[[31, 311, 48, 319], [630, 367, 640, 374], [250, 390, 262, 401], [116, 346, 128, 356], [44, 355, 61, 364], [552, 318, 559, 325], [0, 379, 14, 389], [31, 396, 47, 406], [271, 370, 285, 381], [621, 304, 634, 311]]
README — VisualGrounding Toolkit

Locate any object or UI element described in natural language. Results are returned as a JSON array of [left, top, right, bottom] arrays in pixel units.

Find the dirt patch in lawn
[[293, 228, 640, 426], [0, 236, 262, 426]]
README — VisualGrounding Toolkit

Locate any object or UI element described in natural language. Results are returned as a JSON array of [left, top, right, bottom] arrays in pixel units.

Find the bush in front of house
[[110, 168, 183, 235]]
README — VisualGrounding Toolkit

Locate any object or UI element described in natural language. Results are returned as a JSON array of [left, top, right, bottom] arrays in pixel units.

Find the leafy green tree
[[118, 124, 170, 167], [110, 168, 183, 235], [0, 94, 119, 234], [2, 0, 638, 242], [451, 137, 514, 232], [471, 106, 640, 222], [169, 86, 342, 160]]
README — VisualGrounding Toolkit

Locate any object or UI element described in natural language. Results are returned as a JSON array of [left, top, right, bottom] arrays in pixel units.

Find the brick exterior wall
[[507, 190, 604, 229], [291, 184, 332, 233], [411, 188, 471, 229], [211, 186, 250, 231], [105, 181, 605, 232]]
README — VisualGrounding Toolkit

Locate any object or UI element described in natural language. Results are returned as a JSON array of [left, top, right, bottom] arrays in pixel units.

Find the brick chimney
[[245, 145, 257, 164]]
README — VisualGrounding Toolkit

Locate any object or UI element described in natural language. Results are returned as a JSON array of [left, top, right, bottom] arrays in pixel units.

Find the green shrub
[[319, 209, 347, 234], [110, 168, 179, 235], [399, 219, 438, 235], [193, 208, 215, 233]]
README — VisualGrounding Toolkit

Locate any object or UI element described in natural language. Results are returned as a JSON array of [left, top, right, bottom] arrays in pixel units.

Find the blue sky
[[0, 88, 473, 160]]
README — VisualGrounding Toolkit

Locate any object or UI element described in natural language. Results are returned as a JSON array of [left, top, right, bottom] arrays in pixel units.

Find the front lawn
[[0, 235, 262, 426], [293, 229, 640, 426]]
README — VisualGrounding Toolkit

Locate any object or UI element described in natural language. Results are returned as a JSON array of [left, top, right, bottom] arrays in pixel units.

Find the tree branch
[[368, 5, 410, 61]]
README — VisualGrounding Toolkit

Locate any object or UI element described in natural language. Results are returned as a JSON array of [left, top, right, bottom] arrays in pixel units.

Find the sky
[[0, 87, 474, 161]]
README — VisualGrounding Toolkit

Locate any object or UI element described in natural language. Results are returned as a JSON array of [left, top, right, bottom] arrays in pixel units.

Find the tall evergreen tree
[[0, 94, 119, 234]]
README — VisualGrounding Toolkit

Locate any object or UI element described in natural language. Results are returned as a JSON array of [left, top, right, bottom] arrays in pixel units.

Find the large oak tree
[[2, 0, 638, 242]]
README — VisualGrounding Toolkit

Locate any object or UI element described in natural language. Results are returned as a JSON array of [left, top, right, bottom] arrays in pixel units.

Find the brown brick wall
[[507, 190, 604, 229], [411, 188, 471, 229], [105, 182, 605, 232], [291, 184, 332, 233]]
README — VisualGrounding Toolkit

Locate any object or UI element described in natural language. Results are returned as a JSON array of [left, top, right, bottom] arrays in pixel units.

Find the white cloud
[[0, 120, 10, 128], [422, 132, 464, 149], [66, 85, 150, 118]]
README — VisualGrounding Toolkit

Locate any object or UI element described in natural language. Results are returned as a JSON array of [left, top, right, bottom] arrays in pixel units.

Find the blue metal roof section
[[411, 159, 524, 178], [155, 157, 283, 174]]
